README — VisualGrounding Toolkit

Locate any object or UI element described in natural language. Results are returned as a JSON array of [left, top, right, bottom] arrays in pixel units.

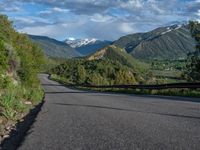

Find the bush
[[0, 40, 8, 71]]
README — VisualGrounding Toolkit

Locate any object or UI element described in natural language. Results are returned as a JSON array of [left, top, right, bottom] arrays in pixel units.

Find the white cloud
[[147, 0, 165, 14], [19, 26, 51, 35], [53, 7, 70, 12], [90, 14, 114, 22], [3, 0, 200, 40], [119, 23, 135, 33], [197, 10, 200, 16], [120, 0, 144, 10], [17, 18, 140, 41], [13, 17, 35, 24], [39, 10, 52, 15], [5, 6, 21, 12]]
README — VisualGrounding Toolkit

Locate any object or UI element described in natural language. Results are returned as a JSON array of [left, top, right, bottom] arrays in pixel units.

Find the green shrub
[[0, 40, 8, 71]]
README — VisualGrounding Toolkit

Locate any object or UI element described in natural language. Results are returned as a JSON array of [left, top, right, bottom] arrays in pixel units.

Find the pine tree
[[76, 65, 87, 84], [186, 21, 200, 81]]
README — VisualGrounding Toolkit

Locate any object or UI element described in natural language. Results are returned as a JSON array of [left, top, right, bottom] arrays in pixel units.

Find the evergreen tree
[[76, 65, 87, 84], [186, 21, 200, 81]]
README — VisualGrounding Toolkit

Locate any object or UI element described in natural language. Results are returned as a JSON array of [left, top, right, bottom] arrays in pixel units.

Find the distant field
[[152, 70, 186, 83]]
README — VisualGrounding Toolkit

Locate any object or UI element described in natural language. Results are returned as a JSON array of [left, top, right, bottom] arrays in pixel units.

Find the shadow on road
[[53, 103, 200, 120], [46, 89, 200, 103], [46, 91, 99, 94], [0, 101, 45, 150]]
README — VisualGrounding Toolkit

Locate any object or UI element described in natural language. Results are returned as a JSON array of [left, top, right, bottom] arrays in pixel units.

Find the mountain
[[114, 24, 196, 60], [87, 45, 148, 73], [76, 40, 112, 56], [65, 38, 98, 48], [29, 35, 81, 58], [65, 38, 112, 56]]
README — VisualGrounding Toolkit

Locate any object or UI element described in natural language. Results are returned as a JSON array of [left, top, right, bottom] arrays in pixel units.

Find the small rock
[[20, 119, 24, 122], [24, 101, 32, 105], [3, 134, 9, 139], [5, 126, 11, 131]]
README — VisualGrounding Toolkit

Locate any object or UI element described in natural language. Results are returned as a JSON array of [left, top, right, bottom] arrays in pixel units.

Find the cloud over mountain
[[0, 0, 199, 40]]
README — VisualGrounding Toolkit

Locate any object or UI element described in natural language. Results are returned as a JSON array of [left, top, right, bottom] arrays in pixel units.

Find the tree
[[88, 73, 109, 85], [76, 65, 87, 84], [186, 21, 200, 81], [114, 70, 136, 85]]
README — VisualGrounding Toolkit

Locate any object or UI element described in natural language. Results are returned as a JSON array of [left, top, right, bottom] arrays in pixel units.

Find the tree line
[[50, 58, 137, 85]]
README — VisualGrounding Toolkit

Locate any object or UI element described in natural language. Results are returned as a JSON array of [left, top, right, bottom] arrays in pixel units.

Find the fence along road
[[75, 82, 200, 90]]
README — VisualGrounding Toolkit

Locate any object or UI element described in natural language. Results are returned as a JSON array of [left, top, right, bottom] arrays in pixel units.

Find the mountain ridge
[[114, 24, 196, 60], [87, 45, 148, 73], [65, 38, 112, 56], [29, 35, 81, 58], [65, 38, 98, 48]]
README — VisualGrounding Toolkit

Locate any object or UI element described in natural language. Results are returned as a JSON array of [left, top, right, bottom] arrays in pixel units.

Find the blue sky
[[0, 0, 200, 41]]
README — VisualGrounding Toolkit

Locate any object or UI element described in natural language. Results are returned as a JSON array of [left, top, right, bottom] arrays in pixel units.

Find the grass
[[0, 83, 44, 120], [1, 93, 24, 119], [0, 83, 44, 138], [153, 70, 182, 77], [151, 70, 186, 83]]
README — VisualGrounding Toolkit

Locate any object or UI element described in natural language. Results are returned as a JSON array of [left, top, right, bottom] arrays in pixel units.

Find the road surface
[[18, 74, 200, 150]]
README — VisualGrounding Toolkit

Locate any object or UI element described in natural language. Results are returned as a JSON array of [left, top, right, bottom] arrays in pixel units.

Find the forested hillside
[[114, 24, 196, 60], [50, 45, 149, 86], [50, 45, 150, 85], [0, 15, 44, 134]]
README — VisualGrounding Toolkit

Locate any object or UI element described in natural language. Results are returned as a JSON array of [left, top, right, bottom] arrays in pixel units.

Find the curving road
[[18, 74, 200, 150]]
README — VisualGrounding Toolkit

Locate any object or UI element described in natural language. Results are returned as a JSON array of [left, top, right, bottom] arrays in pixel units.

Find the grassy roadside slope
[[0, 15, 45, 139]]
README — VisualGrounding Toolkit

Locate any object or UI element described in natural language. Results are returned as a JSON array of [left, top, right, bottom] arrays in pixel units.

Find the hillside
[[114, 24, 196, 60], [29, 35, 81, 58], [87, 45, 148, 73], [50, 58, 138, 86], [49, 45, 149, 86], [0, 15, 44, 135]]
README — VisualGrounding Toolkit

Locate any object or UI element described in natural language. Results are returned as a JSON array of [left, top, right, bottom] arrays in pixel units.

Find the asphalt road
[[18, 74, 200, 150]]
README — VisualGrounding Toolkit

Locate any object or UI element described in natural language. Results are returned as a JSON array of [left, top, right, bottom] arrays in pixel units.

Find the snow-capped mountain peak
[[65, 38, 98, 48]]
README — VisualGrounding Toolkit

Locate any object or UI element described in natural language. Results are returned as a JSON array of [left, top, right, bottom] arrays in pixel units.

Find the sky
[[0, 0, 200, 41]]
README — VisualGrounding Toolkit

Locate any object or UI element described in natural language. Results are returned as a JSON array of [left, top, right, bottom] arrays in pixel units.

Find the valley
[[1, 1, 200, 149], [28, 23, 198, 86]]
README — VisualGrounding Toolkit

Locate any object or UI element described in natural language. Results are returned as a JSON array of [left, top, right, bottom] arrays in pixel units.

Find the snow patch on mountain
[[161, 24, 183, 35], [65, 38, 98, 48]]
